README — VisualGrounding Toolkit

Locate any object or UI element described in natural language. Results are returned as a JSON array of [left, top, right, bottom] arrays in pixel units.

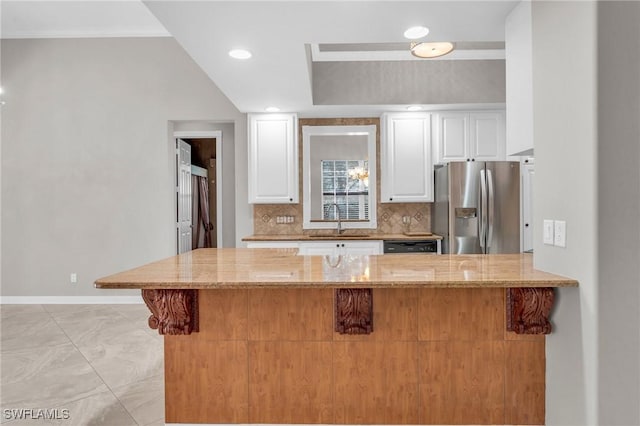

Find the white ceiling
[[1, 0, 519, 116], [1, 1, 169, 38]]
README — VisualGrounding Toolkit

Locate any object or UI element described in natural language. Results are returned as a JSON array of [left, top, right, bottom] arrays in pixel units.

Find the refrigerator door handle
[[479, 169, 487, 249], [487, 169, 495, 251]]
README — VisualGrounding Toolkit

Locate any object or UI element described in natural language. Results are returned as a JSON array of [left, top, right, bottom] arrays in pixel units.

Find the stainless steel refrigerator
[[433, 162, 520, 254]]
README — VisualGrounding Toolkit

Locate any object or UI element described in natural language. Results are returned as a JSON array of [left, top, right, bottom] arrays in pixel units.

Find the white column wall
[[531, 2, 598, 424]]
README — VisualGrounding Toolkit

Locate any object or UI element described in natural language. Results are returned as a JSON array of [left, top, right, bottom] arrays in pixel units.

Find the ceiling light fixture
[[404, 26, 429, 40], [410, 41, 455, 59], [265, 106, 280, 113], [228, 49, 252, 60], [407, 105, 423, 112]]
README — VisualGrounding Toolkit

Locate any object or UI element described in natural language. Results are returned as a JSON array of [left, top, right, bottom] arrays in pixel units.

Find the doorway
[[174, 131, 223, 253]]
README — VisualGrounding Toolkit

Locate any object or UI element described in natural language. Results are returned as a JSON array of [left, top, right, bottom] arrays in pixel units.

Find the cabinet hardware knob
[[472, 158, 475, 162], [467, 158, 470, 162], [525, 223, 530, 227], [390, 197, 393, 201], [289, 198, 293, 202]]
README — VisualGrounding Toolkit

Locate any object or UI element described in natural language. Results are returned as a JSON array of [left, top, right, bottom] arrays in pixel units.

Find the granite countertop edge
[[96, 280, 578, 290]]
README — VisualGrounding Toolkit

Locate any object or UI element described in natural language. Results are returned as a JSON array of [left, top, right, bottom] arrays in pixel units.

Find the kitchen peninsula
[[95, 249, 577, 425]]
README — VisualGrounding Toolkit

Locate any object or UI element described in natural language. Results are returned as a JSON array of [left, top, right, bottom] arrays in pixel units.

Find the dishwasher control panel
[[383, 240, 440, 254]]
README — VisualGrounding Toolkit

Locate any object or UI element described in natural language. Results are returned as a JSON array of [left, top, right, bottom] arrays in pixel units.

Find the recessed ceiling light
[[265, 106, 280, 113], [228, 49, 252, 60], [410, 42, 455, 59], [407, 105, 423, 112], [404, 26, 429, 40]]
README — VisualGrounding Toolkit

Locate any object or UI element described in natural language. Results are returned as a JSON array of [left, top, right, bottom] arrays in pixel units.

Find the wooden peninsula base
[[96, 250, 578, 425], [159, 287, 545, 425]]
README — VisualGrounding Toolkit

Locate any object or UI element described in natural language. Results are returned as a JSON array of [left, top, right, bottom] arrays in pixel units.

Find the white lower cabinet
[[297, 241, 383, 256], [245, 240, 383, 255]]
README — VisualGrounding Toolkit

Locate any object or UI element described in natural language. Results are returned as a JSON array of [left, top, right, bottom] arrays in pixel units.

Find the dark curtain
[[191, 175, 213, 249]]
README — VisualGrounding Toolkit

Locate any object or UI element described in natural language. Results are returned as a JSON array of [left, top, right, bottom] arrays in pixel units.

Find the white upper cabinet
[[469, 112, 506, 161], [436, 112, 469, 162], [248, 113, 298, 204], [505, 1, 534, 156], [381, 112, 433, 203], [435, 110, 505, 164]]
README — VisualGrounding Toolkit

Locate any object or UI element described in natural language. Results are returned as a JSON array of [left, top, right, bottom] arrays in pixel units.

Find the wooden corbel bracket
[[335, 288, 373, 335], [141, 289, 199, 335], [506, 287, 555, 334]]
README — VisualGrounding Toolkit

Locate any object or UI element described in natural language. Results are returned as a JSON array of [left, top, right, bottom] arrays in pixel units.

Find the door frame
[[173, 130, 223, 249]]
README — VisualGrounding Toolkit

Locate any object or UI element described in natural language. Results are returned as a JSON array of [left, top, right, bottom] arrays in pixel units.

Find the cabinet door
[[248, 114, 298, 204], [343, 241, 383, 255], [437, 112, 469, 163], [469, 112, 505, 161], [521, 163, 535, 252], [297, 241, 382, 256], [298, 241, 343, 256], [381, 113, 433, 203]]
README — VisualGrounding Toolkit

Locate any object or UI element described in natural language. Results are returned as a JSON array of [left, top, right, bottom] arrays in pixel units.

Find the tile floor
[[1, 304, 164, 425]]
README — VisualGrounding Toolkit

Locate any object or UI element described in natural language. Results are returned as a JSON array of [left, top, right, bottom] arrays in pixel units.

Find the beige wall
[[0, 37, 246, 297]]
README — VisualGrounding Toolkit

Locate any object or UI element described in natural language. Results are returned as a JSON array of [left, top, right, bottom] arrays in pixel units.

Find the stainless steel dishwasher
[[383, 240, 440, 254]]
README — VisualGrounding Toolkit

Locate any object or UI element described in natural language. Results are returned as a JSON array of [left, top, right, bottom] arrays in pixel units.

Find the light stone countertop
[[242, 233, 443, 241], [95, 249, 578, 290]]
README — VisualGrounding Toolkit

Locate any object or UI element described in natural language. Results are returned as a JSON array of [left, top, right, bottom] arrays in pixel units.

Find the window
[[321, 160, 369, 220]]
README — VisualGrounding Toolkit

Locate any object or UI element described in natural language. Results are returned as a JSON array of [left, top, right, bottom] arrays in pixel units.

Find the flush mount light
[[228, 49, 252, 59], [265, 106, 280, 113], [410, 41, 455, 59], [404, 26, 429, 40], [407, 105, 423, 112]]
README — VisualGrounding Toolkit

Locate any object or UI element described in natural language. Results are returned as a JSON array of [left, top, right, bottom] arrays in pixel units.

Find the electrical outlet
[[554, 220, 566, 247], [70, 273, 77, 284], [543, 220, 554, 245]]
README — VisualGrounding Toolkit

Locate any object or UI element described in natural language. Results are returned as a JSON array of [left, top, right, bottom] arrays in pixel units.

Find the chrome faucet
[[326, 202, 344, 234]]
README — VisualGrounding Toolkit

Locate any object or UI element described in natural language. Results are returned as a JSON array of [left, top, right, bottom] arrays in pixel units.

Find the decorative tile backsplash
[[253, 204, 305, 235], [253, 202, 431, 236]]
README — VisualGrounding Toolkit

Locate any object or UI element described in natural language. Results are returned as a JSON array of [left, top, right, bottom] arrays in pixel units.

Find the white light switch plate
[[543, 220, 554, 245], [554, 220, 566, 247]]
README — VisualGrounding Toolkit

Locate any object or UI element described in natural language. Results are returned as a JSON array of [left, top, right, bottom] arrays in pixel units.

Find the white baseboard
[[0, 296, 144, 304]]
